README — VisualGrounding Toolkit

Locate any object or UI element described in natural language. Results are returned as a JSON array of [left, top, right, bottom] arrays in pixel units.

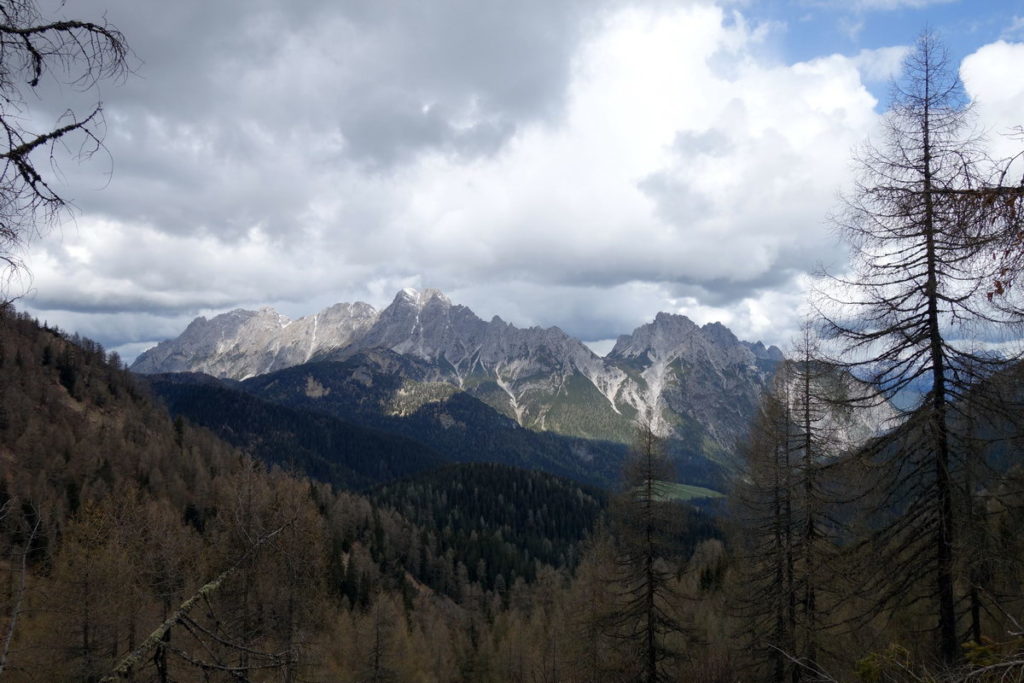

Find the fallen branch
[[100, 521, 290, 681]]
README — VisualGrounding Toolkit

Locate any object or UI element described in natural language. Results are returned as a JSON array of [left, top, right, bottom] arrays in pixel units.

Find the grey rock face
[[132, 302, 378, 379], [130, 289, 797, 461], [343, 289, 491, 369], [319, 290, 620, 436], [606, 313, 781, 454]]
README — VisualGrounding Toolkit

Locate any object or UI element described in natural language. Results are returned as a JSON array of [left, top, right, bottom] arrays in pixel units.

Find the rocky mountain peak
[[608, 312, 700, 360], [320, 301, 378, 318], [395, 287, 452, 308], [744, 340, 785, 362], [133, 300, 379, 379], [127, 289, 815, 465], [373, 288, 458, 333], [608, 313, 783, 370], [700, 321, 739, 347]]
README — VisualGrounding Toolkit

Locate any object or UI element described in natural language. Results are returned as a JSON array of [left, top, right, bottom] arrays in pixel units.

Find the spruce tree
[[609, 420, 682, 682]]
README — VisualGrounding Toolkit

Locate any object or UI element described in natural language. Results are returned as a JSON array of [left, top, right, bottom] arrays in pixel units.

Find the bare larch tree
[[732, 325, 856, 681], [0, 0, 128, 296], [818, 31, 1023, 664]]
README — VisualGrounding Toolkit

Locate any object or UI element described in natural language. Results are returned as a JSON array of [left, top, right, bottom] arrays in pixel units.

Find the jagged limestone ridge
[[131, 289, 800, 461]]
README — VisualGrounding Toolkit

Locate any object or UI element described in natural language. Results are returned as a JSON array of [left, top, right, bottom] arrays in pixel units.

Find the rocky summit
[[131, 302, 378, 379], [132, 289, 790, 463]]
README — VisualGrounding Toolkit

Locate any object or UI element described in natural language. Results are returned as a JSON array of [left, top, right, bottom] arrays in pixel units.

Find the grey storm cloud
[[98, 0, 601, 153], [637, 171, 713, 227], [33, 0, 645, 242]]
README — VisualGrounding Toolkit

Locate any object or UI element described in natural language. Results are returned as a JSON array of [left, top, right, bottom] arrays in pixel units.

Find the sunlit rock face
[[131, 302, 378, 380], [605, 313, 784, 458]]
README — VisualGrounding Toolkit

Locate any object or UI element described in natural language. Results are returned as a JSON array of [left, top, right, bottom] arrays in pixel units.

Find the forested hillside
[[4, 307, 695, 680], [371, 463, 608, 591], [6, 297, 1024, 681], [223, 357, 638, 489], [148, 373, 447, 490]]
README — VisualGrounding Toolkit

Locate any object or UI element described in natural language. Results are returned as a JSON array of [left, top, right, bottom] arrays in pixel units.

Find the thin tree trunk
[[921, 67, 959, 661], [0, 520, 38, 677], [802, 362, 817, 672]]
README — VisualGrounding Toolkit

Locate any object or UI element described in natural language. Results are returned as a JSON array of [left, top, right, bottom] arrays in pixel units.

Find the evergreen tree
[[609, 420, 683, 682], [733, 324, 876, 680]]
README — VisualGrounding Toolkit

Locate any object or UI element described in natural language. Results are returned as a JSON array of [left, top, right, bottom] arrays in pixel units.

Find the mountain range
[[133, 288, 787, 467]]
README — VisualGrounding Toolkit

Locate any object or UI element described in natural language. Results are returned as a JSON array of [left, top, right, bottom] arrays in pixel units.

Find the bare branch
[[100, 521, 291, 682]]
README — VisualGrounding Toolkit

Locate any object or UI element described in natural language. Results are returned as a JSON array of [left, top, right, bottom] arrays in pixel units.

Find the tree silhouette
[[0, 0, 129, 296], [819, 31, 1023, 664], [609, 420, 682, 682]]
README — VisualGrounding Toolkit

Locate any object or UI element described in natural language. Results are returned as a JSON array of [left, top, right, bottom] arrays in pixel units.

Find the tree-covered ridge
[[148, 373, 447, 490], [9, 306, 739, 680], [372, 463, 607, 591], [236, 354, 634, 489], [0, 310, 452, 676], [0, 307, 230, 537]]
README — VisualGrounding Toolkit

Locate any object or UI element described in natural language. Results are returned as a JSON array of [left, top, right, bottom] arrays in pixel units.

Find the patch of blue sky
[[737, 0, 1024, 105]]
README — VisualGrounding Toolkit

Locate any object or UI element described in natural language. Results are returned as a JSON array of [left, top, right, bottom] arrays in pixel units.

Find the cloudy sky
[[15, 0, 1024, 360]]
